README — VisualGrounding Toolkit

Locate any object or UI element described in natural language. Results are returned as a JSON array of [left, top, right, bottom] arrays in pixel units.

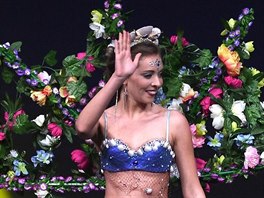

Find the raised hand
[[114, 30, 141, 79]]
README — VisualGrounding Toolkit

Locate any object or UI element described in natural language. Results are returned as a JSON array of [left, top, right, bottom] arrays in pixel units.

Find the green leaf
[[164, 77, 182, 98], [13, 114, 35, 135], [10, 41, 22, 51], [251, 126, 264, 135], [63, 126, 74, 143], [1, 67, 14, 84], [67, 81, 87, 101], [43, 50, 57, 66], [193, 49, 213, 68]]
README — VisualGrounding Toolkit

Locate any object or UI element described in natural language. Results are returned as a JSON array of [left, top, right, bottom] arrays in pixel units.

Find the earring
[[114, 90, 119, 118], [123, 86, 128, 109]]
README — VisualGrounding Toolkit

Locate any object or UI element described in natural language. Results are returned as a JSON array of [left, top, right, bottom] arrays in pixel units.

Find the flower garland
[[0, 0, 264, 197]]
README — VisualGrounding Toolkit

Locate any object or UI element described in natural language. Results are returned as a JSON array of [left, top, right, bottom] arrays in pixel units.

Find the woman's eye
[[143, 74, 152, 79]]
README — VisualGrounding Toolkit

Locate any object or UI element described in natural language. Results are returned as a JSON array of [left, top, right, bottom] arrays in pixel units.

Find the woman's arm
[[170, 111, 206, 198], [75, 31, 141, 139]]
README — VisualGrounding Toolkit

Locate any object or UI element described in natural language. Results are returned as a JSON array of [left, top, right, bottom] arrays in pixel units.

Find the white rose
[[180, 83, 192, 97], [231, 100, 246, 115], [39, 135, 60, 147], [168, 98, 183, 112], [260, 152, 264, 165], [260, 101, 264, 109], [89, 22, 105, 39], [34, 190, 49, 198], [32, 115, 45, 127], [231, 100, 247, 124], [212, 116, 225, 130], [209, 104, 224, 118]]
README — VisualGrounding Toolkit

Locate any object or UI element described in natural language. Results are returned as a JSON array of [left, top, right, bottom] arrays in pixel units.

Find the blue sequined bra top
[[100, 111, 175, 173]]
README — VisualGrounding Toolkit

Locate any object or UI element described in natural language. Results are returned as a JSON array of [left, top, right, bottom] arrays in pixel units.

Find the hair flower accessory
[[130, 26, 161, 46]]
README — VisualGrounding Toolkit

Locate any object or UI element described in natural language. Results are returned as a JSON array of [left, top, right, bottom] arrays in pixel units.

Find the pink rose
[[48, 123, 62, 137], [192, 136, 205, 148], [71, 149, 89, 170], [209, 87, 223, 99], [76, 52, 86, 60], [205, 183, 211, 193], [0, 132, 6, 141], [196, 158, 207, 170], [85, 57, 95, 73], [200, 96, 211, 115], [190, 124, 196, 135], [244, 146, 260, 169], [224, 76, 243, 88], [170, 35, 189, 47]]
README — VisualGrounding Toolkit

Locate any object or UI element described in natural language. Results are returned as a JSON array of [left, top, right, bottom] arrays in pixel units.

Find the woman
[[75, 30, 205, 198]]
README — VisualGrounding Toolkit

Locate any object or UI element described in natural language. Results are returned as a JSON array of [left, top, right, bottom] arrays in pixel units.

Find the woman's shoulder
[[168, 109, 189, 129]]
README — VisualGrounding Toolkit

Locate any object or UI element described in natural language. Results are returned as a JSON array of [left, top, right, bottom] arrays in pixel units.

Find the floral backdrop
[[0, 0, 264, 197]]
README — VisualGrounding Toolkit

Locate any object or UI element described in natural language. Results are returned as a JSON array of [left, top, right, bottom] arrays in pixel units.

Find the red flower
[[200, 87, 223, 115], [196, 158, 207, 170], [170, 35, 189, 47], [224, 76, 243, 88], [48, 123, 62, 137], [0, 132, 6, 142], [71, 149, 89, 170]]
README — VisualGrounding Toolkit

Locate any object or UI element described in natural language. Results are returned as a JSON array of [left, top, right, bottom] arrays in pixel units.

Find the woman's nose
[[152, 75, 163, 87]]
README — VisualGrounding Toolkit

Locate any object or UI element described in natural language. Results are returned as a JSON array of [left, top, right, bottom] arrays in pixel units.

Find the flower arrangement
[[0, 0, 264, 197], [159, 7, 264, 189]]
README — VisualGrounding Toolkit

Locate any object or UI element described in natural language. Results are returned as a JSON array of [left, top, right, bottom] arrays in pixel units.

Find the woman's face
[[126, 54, 163, 104]]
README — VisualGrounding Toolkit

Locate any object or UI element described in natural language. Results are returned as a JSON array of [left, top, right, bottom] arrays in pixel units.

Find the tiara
[[130, 26, 161, 46], [108, 26, 161, 48]]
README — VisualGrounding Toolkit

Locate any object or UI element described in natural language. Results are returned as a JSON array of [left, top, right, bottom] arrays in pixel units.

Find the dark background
[[1, 0, 264, 197]]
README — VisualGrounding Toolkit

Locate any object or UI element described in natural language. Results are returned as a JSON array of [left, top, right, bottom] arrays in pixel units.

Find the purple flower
[[117, 20, 124, 27], [62, 108, 69, 116], [12, 62, 20, 69], [98, 80, 105, 88], [229, 31, 236, 38], [16, 69, 25, 76], [234, 40, 240, 47], [30, 79, 38, 86], [111, 13, 119, 20], [215, 68, 222, 76], [211, 173, 219, 179], [114, 3, 122, 10], [104, 1, 109, 9], [235, 29, 240, 36], [24, 68, 31, 76], [242, 8, 250, 15], [79, 97, 87, 105]]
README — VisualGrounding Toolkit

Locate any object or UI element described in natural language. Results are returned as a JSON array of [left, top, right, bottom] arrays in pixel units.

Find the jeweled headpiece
[[130, 26, 161, 47], [108, 26, 161, 48]]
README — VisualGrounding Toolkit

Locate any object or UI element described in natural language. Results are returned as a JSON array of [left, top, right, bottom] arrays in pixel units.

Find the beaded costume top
[[100, 110, 175, 172]]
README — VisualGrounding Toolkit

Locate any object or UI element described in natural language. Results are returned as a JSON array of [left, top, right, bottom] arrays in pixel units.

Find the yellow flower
[[227, 18, 236, 29], [91, 10, 103, 23], [259, 78, 264, 88], [250, 68, 260, 76], [59, 86, 69, 98], [67, 76, 78, 83], [220, 18, 236, 36], [30, 86, 52, 106], [7, 170, 15, 184], [213, 155, 225, 168], [65, 95, 76, 107], [231, 121, 240, 132], [245, 41, 254, 53], [217, 44, 242, 76], [196, 121, 207, 136]]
